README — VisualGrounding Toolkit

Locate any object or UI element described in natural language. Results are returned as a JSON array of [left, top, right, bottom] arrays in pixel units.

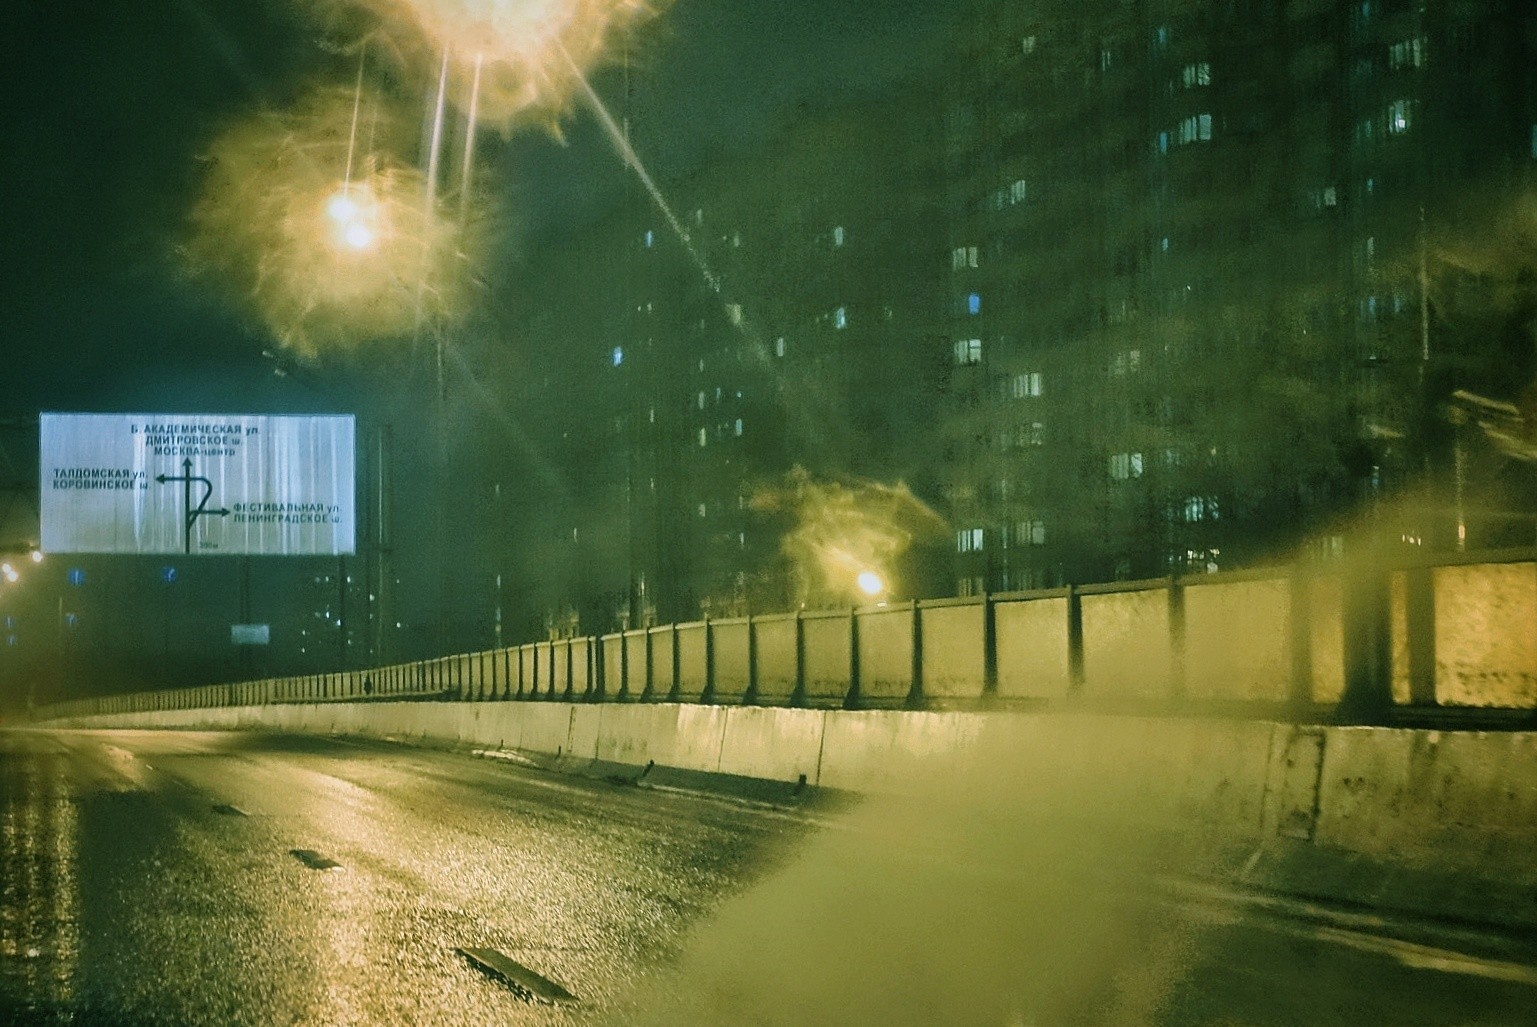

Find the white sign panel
[[41, 413, 355, 556], [231, 624, 271, 645]]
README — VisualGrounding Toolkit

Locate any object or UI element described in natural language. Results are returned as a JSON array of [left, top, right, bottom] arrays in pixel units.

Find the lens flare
[[753, 468, 947, 608], [184, 86, 487, 357], [856, 570, 887, 598], [329, 0, 668, 129]]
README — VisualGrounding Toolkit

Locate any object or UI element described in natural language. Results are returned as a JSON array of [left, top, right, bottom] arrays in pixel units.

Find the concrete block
[[817, 710, 983, 791], [995, 595, 1070, 698], [1183, 577, 1292, 701], [516, 703, 575, 755], [676, 623, 708, 701], [623, 631, 649, 697], [856, 606, 913, 702], [518, 645, 536, 698], [669, 704, 729, 773], [717, 707, 826, 782], [650, 626, 677, 700], [712, 618, 752, 702], [1081, 587, 1172, 698], [1307, 574, 1346, 704], [570, 638, 592, 699], [552, 641, 570, 698], [602, 634, 624, 698], [566, 705, 603, 760], [594, 703, 682, 766], [803, 612, 853, 705], [1435, 562, 1537, 708], [753, 614, 799, 704], [1314, 727, 1537, 872], [921, 600, 986, 699]]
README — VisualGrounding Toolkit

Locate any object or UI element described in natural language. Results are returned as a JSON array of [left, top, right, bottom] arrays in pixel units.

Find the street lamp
[[856, 570, 887, 600], [325, 187, 379, 252]]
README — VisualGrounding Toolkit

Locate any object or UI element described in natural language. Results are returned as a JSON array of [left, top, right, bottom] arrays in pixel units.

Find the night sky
[[2, 0, 951, 418]]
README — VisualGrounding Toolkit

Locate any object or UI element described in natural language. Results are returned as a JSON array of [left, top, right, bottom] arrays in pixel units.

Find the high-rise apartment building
[[497, 0, 1537, 635], [499, 86, 946, 633], [942, 0, 1537, 593]]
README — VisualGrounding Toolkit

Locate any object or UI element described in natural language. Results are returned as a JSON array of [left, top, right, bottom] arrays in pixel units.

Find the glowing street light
[[325, 188, 379, 251], [186, 86, 484, 358], [856, 570, 887, 599]]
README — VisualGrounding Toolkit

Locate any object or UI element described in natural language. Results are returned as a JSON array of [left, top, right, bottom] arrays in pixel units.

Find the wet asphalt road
[[2, 727, 1536, 1025], [0, 729, 808, 1026]]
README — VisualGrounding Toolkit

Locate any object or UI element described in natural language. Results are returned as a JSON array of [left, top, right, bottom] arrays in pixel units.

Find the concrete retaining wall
[[44, 700, 1537, 929]]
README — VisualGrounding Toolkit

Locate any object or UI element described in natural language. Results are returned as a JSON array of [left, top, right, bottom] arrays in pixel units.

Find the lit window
[[1182, 496, 1220, 522], [1178, 115, 1213, 144], [954, 338, 983, 365], [698, 391, 707, 410], [1109, 452, 1144, 480], [1388, 99, 1412, 134], [1181, 61, 1211, 87], [611, 346, 623, 367], [1021, 35, 1036, 55], [1010, 179, 1028, 203], [1158, 131, 1169, 154], [775, 337, 786, 357], [1011, 372, 1043, 398], [951, 245, 979, 270], [1388, 38, 1425, 69], [956, 528, 985, 553], [833, 226, 845, 247], [834, 306, 847, 329], [967, 293, 981, 315], [644, 230, 654, 248], [1110, 350, 1141, 376], [1016, 520, 1046, 545], [733, 418, 743, 437], [698, 428, 708, 447], [698, 503, 707, 517]]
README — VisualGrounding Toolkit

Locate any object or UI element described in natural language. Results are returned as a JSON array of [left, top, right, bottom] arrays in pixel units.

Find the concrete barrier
[[856, 605, 913, 704], [1081, 584, 1173, 698], [594, 703, 681, 766], [717, 706, 825, 782], [676, 622, 708, 702], [650, 625, 677, 701], [995, 593, 1071, 699], [1183, 576, 1292, 702], [756, 614, 800, 705], [712, 618, 752, 703], [602, 634, 624, 699], [1434, 562, 1537, 707], [803, 611, 852, 706], [921, 599, 986, 700], [622, 630, 648, 697], [816, 710, 984, 791], [36, 693, 1537, 932]]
